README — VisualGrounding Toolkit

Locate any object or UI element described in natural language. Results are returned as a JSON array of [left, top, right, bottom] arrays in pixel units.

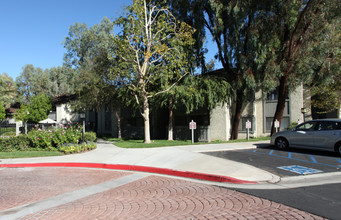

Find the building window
[[266, 87, 288, 101]]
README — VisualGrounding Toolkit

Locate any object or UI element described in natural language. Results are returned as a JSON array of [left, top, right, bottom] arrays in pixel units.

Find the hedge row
[[0, 124, 97, 154]]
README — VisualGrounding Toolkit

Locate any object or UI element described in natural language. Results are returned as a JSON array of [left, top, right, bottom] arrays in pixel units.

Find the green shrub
[[0, 135, 31, 152], [84, 132, 97, 142], [1, 131, 16, 137], [27, 123, 83, 149], [1, 123, 97, 154], [58, 142, 96, 154], [28, 128, 53, 149]]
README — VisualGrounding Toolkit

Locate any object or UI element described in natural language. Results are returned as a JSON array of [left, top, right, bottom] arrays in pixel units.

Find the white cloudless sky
[[0, 0, 218, 80]]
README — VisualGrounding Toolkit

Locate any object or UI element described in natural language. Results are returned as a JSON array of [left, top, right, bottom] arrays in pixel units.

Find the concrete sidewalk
[[0, 140, 279, 184]]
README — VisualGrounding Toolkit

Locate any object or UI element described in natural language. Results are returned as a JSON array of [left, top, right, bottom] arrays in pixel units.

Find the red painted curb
[[0, 163, 258, 184]]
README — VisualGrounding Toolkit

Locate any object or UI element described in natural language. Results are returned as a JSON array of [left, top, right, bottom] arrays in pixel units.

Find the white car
[[271, 119, 341, 155]]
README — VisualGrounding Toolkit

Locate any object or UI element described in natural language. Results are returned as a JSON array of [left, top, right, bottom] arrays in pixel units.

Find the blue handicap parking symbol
[[277, 165, 323, 175]]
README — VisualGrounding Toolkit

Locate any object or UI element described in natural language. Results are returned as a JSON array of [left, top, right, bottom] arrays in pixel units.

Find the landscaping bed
[[0, 123, 97, 158]]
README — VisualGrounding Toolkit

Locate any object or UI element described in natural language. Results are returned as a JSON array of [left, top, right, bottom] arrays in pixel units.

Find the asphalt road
[[205, 143, 341, 177], [205, 145, 341, 220]]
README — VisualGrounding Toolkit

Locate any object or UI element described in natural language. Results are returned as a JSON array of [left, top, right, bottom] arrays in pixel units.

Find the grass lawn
[[0, 151, 64, 159], [104, 136, 270, 148]]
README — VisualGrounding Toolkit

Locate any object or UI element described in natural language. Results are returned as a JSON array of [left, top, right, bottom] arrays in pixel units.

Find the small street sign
[[246, 120, 252, 129], [189, 120, 197, 130], [274, 119, 280, 133], [246, 120, 251, 140], [189, 120, 196, 144]]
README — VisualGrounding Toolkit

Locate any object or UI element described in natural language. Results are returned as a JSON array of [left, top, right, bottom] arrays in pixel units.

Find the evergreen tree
[[259, 0, 341, 135], [27, 93, 52, 123], [64, 18, 122, 136], [16, 64, 49, 102], [0, 73, 17, 108]]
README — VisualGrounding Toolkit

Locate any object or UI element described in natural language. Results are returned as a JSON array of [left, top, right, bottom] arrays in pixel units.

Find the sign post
[[189, 120, 197, 144], [274, 119, 280, 133], [246, 120, 251, 140]]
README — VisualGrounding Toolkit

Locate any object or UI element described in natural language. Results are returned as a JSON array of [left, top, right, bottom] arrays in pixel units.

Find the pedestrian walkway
[[0, 167, 324, 219], [0, 140, 278, 184]]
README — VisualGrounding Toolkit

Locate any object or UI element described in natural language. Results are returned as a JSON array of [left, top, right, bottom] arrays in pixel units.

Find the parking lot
[[205, 145, 341, 177]]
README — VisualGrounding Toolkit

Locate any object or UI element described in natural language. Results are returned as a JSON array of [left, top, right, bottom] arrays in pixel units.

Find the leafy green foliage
[[258, 0, 341, 134], [27, 123, 83, 149], [16, 64, 78, 103], [0, 102, 5, 121], [114, 0, 195, 143], [26, 93, 52, 123], [0, 121, 97, 153], [15, 103, 29, 122], [0, 135, 31, 152], [84, 132, 97, 142], [0, 73, 17, 108], [58, 142, 96, 154], [63, 19, 120, 113], [16, 64, 49, 102], [202, 0, 270, 139]]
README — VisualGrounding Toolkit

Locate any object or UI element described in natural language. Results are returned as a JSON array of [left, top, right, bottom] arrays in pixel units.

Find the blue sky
[[1, 0, 218, 80]]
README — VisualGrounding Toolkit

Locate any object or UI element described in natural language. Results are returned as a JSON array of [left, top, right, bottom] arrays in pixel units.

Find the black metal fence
[[0, 122, 16, 138]]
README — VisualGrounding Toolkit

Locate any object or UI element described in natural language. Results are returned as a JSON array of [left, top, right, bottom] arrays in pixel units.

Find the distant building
[[91, 70, 310, 141]]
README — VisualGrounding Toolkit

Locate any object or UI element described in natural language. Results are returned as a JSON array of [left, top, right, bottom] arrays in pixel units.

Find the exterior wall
[[239, 85, 305, 139], [56, 104, 80, 124], [238, 102, 254, 139], [210, 103, 230, 141]]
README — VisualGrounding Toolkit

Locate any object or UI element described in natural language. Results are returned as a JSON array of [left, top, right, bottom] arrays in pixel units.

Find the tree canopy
[[169, 0, 341, 137], [16, 64, 78, 103], [113, 0, 195, 143], [16, 93, 52, 123], [0, 73, 17, 108], [0, 103, 5, 121], [258, 0, 341, 134], [63, 18, 117, 112]]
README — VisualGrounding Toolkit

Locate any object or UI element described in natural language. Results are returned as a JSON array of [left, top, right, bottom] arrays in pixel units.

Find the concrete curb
[[0, 162, 258, 184]]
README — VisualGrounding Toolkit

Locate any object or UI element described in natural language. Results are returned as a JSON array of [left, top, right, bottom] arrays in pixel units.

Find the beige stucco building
[[209, 84, 308, 141], [47, 85, 309, 142]]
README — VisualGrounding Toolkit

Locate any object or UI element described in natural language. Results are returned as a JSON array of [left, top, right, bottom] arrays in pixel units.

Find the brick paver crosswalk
[[0, 167, 325, 219]]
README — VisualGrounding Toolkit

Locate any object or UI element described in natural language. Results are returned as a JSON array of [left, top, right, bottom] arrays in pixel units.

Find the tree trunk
[[114, 109, 121, 139], [142, 95, 151, 143], [271, 74, 289, 136], [230, 89, 243, 140], [168, 98, 174, 141]]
